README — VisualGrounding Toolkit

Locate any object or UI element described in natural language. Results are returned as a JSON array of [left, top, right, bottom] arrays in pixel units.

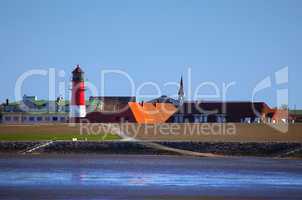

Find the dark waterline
[[0, 154, 301, 200]]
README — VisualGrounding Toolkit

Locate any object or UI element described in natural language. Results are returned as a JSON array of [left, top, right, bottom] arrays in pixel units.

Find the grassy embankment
[[0, 124, 120, 141], [1, 123, 302, 142]]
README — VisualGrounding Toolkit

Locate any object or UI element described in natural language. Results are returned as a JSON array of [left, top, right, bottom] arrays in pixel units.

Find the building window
[[52, 116, 58, 121], [174, 115, 184, 123], [244, 117, 251, 123], [281, 118, 288, 123], [37, 117, 43, 121], [203, 115, 208, 123], [254, 117, 261, 123], [179, 115, 184, 123], [22, 116, 27, 121], [13, 116, 19, 121], [60, 117, 65, 122], [198, 115, 208, 123], [29, 117, 35, 121], [216, 115, 226, 123], [44, 116, 50, 121], [4, 116, 11, 121]]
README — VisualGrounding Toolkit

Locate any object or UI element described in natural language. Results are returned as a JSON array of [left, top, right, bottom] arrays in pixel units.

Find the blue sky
[[0, 0, 301, 108]]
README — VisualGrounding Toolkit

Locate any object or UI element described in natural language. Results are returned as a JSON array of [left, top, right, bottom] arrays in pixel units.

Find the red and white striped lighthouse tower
[[70, 65, 86, 122]]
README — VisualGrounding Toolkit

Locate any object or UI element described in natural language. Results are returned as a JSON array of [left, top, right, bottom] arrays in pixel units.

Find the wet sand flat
[[0, 154, 301, 199]]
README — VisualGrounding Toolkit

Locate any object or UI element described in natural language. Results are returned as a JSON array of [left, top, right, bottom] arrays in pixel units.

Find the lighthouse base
[[70, 105, 86, 118]]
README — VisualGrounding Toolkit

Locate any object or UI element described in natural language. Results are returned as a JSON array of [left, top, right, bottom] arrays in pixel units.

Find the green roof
[[289, 110, 302, 115], [2, 98, 119, 110]]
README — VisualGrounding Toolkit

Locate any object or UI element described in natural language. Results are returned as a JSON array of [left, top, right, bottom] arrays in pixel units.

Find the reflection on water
[[0, 155, 302, 199], [1, 170, 302, 187]]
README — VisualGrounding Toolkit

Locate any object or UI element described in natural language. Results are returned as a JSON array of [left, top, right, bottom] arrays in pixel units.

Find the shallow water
[[0, 154, 301, 199]]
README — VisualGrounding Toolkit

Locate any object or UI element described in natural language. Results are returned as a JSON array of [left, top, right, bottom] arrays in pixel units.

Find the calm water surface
[[0, 154, 301, 200]]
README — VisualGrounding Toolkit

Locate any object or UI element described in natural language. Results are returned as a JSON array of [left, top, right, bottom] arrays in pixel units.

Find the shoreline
[[0, 141, 301, 158]]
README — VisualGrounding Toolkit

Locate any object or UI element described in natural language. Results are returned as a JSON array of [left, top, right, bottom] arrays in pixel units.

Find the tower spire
[[178, 76, 184, 106]]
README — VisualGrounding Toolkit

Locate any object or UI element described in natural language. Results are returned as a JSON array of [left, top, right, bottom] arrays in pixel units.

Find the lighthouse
[[70, 65, 86, 122]]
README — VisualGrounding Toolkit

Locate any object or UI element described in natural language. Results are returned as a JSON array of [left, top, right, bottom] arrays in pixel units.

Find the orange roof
[[128, 102, 177, 124]]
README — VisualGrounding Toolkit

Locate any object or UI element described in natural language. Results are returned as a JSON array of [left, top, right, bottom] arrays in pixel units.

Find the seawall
[[0, 141, 302, 158]]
